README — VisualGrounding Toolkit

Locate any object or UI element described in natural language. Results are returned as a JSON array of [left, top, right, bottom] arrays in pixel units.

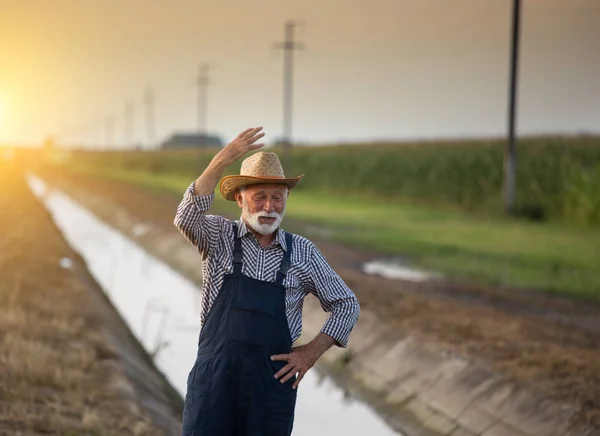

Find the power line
[[274, 20, 305, 173]]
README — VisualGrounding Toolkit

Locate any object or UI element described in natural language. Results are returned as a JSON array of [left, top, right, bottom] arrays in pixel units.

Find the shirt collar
[[237, 219, 287, 251]]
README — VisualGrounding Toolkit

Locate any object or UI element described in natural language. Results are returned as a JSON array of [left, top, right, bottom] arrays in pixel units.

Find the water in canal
[[27, 174, 402, 436]]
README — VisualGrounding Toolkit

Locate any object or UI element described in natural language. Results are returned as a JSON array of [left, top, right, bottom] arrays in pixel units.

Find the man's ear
[[234, 190, 244, 208]]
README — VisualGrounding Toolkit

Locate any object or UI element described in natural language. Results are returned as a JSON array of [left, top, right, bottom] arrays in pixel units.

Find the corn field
[[66, 135, 600, 225]]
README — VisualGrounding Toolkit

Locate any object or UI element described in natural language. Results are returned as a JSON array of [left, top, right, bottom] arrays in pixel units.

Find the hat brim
[[219, 175, 305, 201]]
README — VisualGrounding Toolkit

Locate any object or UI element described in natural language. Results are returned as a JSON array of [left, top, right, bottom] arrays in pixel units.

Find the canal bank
[[32, 170, 600, 436], [0, 166, 181, 436]]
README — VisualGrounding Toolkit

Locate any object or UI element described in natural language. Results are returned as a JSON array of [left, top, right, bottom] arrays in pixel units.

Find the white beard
[[242, 196, 286, 236]]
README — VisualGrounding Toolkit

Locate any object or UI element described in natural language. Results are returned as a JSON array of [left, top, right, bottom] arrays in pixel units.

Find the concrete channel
[[27, 173, 403, 436]]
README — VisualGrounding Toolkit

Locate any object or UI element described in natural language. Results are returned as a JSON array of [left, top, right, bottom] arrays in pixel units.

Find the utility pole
[[105, 116, 115, 150], [144, 86, 156, 149], [195, 64, 210, 145], [274, 20, 304, 173], [92, 117, 101, 150], [124, 100, 134, 150], [505, 0, 521, 214]]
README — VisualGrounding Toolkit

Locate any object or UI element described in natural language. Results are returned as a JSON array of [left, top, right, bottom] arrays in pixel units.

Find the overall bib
[[182, 224, 297, 436]]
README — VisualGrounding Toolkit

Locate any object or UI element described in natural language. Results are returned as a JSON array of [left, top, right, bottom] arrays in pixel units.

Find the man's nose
[[264, 198, 274, 212]]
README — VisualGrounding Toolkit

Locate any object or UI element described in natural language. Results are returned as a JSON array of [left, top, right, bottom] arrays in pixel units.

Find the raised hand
[[190, 127, 265, 196], [216, 127, 265, 167]]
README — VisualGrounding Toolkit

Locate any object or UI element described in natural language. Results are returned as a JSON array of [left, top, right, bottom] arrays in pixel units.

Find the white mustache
[[258, 211, 280, 218]]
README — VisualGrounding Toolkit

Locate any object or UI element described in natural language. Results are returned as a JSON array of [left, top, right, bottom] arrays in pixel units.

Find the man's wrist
[[209, 153, 231, 172], [309, 333, 336, 358]]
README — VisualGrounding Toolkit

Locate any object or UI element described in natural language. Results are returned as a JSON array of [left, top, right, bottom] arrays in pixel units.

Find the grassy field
[[56, 163, 600, 301], [61, 134, 600, 225]]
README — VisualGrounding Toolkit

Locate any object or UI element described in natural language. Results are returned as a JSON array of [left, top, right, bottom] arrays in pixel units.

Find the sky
[[0, 0, 599, 147]]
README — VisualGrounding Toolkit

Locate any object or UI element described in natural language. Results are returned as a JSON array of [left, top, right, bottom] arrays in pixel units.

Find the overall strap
[[232, 222, 243, 274], [275, 232, 294, 286]]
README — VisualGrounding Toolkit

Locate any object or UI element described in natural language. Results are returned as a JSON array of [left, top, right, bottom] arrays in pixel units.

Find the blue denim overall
[[182, 223, 297, 435]]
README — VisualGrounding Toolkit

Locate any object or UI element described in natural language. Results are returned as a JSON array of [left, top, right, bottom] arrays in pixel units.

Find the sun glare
[[0, 96, 6, 126], [0, 95, 10, 142]]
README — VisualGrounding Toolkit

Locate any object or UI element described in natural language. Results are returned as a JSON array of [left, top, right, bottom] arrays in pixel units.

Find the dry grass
[[0, 163, 165, 436]]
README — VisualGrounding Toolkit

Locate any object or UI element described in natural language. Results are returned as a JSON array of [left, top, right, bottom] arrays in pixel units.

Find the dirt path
[[0, 165, 182, 435], [38, 168, 600, 431]]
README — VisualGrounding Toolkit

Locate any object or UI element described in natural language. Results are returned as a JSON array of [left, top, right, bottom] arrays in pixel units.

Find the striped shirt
[[174, 182, 360, 348]]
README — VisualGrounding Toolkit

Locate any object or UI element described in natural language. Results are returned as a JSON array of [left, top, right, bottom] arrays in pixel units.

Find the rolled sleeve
[[308, 245, 360, 348], [188, 183, 215, 212], [173, 181, 226, 257]]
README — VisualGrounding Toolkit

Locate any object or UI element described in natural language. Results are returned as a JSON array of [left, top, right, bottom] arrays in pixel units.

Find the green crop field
[[62, 135, 600, 225], [47, 135, 600, 301]]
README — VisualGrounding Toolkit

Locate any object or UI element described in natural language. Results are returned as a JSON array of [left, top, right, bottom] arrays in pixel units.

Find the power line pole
[[505, 0, 521, 214], [92, 117, 101, 150], [124, 100, 134, 150], [105, 116, 115, 150], [195, 64, 210, 144], [274, 20, 304, 173], [144, 86, 156, 149]]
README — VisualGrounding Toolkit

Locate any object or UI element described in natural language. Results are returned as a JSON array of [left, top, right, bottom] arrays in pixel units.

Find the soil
[[36, 167, 600, 431], [0, 163, 182, 435]]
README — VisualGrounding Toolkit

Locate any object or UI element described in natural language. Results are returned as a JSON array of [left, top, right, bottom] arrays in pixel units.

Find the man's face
[[236, 184, 288, 236]]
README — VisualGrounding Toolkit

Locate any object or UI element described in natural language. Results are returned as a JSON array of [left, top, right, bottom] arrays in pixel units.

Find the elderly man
[[174, 126, 360, 436]]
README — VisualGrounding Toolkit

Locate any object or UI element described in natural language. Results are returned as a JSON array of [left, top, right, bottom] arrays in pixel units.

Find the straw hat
[[219, 152, 305, 201]]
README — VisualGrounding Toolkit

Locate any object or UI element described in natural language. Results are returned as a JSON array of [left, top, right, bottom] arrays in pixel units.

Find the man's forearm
[[193, 157, 228, 196], [308, 332, 337, 359]]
